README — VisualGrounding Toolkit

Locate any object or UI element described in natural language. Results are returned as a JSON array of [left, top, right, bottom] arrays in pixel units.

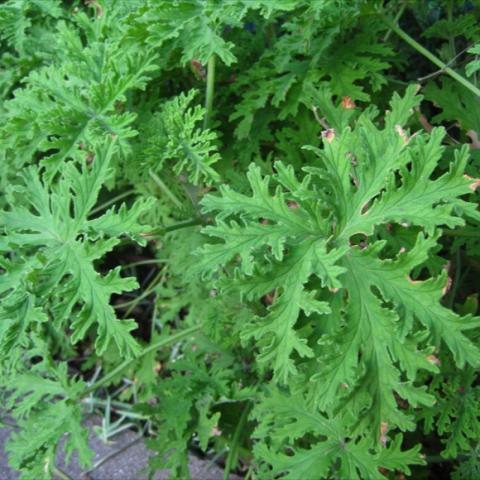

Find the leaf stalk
[[79, 324, 203, 398], [203, 55, 216, 129], [381, 14, 480, 97], [144, 217, 206, 237], [223, 402, 250, 480]]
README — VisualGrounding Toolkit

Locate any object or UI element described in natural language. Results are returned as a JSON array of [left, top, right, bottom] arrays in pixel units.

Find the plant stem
[[90, 190, 135, 216], [144, 217, 205, 237], [447, 0, 456, 64], [417, 44, 474, 82], [203, 54, 216, 130], [149, 169, 183, 208], [443, 228, 480, 238], [79, 324, 203, 398], [164, 217, 204, 232], [380, 14, 480, 97], [84, 434, 143, 475], [383, 3, 405, 42], [121, 258, 168, 270], [53, 466, 74, 480], [224, 402, 250, 480], [119, 270, 163, 318]]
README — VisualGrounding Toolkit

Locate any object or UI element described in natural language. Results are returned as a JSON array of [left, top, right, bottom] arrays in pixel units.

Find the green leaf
[[5, 363, 93, 478], [196, 403, 221, 451], [1, 12, 158, 180], [199, 87, 480, 442], [200, 163, 346, 383], [424, 78, 480, 133], [142, 0, 244, 66], [0, 140, 150, 357], [8, 401, 92, 479], [253, 389, 424, 480], [466, 44, 480, 78], [140, 90, 220, 185]]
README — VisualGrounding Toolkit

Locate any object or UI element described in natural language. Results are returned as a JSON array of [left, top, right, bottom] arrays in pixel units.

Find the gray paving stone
[[1, 417, 238, 480], [0, 424, 18, 480]]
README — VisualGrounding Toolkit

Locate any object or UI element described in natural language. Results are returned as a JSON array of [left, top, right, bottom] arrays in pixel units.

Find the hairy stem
[[203, 54, 216, 129], [381, 14, 480, 97], [79, 324, 203, 398]]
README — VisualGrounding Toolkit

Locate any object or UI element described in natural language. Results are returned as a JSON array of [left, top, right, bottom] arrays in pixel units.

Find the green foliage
[[424, 79, 480, 134], [228, 10, 392, 142], [142, 345, 233, 477], [5, 363, 92, 479], [0, 2, 158, 183], [139, 89, 220, 185], [1, 140, 151, 364], [199, 88, 479, 470], [1, 1, 480, 479], [466, 44, 480, 78], [253, 389, 424, 480]]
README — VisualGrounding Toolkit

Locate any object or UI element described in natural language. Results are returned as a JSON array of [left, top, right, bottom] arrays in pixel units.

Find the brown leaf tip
[[426, 354, 441, 366], [341, 96, 356, 109], [464, 175, 480, 191], [380, 421, 389, 447], [395, 125, 409, 144], [442, 276, 452, 296], [322, 128, 336, 143]]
